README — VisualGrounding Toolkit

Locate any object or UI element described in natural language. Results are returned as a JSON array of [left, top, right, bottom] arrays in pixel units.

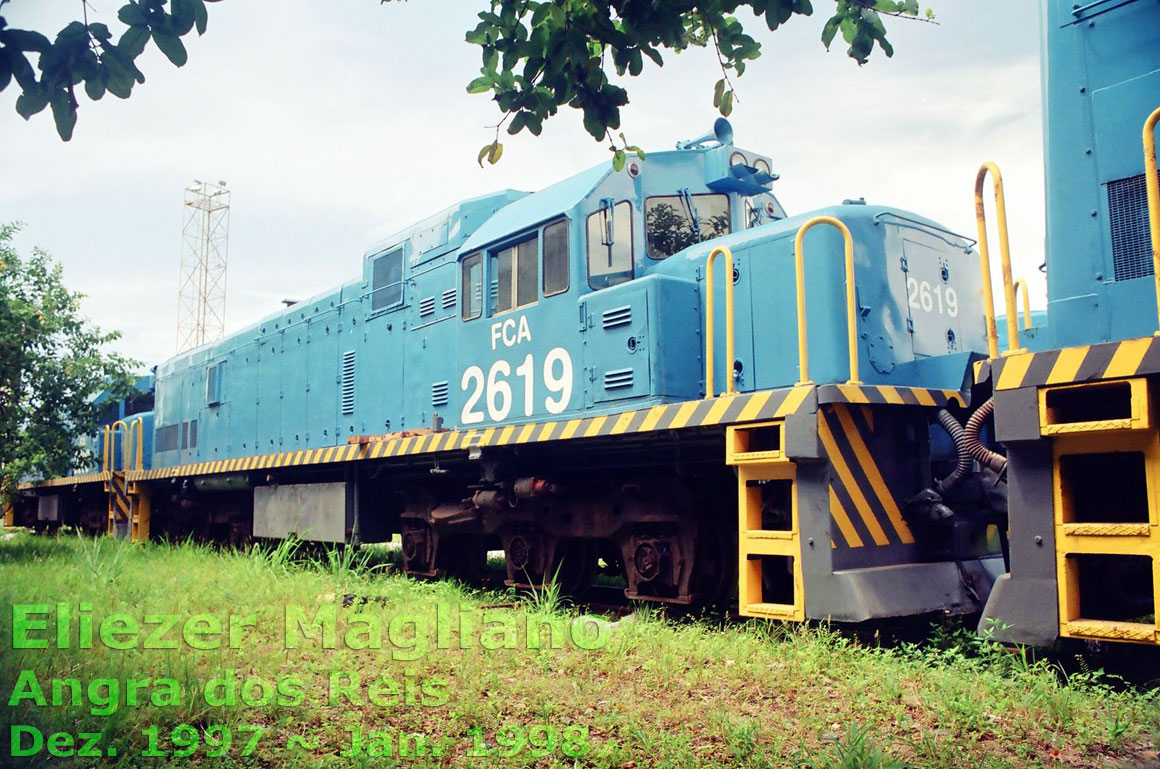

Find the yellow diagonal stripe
[[515, 424, 536, 443], [639, 405, 668, 431], [828, 486, 864, 548], [610, 411, 637, 434], [736, 392, 773, 422], [774, 385, 812, 418], [996, 352, 1035, 390], [702, 397, 733, 425], [833, 406, 915, 544], [879, 386, 905, 405], [537, 422, 557, 442], [1104, 338, 1152, 380], [817, 417, 889, 546], [1046, 346, 1089, 385], [498, 425, 516, 445], [583, 416, 608, 437], [560, 420, 581, 440], [912, 389, 936, 407], [667, 401, 701, 429]]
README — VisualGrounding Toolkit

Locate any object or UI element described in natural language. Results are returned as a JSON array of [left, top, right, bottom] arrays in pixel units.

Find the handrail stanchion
[[106, 420, 128, 473], [975, 162, 1024, 355], [704, 246, 736, 397], [794, 216, 860, 385], [1014, 278, 1032, 330], [1143, 106, 1160, 335]]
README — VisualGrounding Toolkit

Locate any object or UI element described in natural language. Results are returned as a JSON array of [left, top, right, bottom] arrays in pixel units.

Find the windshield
[[645, 193, 730, 259]]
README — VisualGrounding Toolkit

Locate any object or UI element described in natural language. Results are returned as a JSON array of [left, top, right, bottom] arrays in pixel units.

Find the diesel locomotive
[[12, 0, 1160, 647]]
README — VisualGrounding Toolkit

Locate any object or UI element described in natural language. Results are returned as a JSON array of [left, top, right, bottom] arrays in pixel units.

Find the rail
[[974, 162, 1023, 357], [1014, 278, 1032, 331], [793, 216, 860, 386], [1144, 106, 1160, 336], [704, 246, 736, 397], [102, 419, 143, 473]]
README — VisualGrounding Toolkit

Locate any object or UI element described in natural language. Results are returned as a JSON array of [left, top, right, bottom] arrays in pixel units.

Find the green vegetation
[[1, 530, 1157, 768], [0, 223, 137, 502]]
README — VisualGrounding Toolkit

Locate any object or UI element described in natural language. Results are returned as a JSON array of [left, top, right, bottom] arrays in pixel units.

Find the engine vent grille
[[441, 288, 457, 310], [419, 296, 436, 316], [603, 368, 634, 390], [602, 306, 632, 329], [431, 381, 449, 408], [1109, 172, 1157, 282], [341, 350, 356, 416]]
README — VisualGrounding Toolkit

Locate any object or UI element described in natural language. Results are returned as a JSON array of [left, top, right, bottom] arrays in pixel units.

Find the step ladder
[[1042, 377, 1159, 644], [103, 420, 150, 542], [727, 420, 803, 621]]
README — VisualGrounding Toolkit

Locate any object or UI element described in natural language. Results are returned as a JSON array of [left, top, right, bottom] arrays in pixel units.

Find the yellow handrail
[[704, 246, 736, 397], [126, 419, 144, 472], [103, 420, 128, 473], [794, 216, 860, 386], [974, 162, 1023, 356], [1144, 106, 1160, 336], [1014, 278, 1032, 330]]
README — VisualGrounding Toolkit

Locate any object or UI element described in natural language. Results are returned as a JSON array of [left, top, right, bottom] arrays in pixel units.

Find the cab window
[[461, 252, 482, 320], [370, 247, 404, 310], [490, 236, 538, 314], [542, 219, 569, 296], [587, 200, 633, 290], [645, 193, 730, 259]]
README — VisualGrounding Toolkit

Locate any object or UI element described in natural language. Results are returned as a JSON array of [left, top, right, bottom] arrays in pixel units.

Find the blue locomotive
[[17, 0, 1160, 646]]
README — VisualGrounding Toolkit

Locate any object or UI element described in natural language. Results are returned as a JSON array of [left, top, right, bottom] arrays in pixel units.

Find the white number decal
[[907, 278, 959, 318], [543, 347, 573, 415], [459, 349, 574, 424], [486, 360, 512, 422], [461, 366, 485, 424], [515, 354, 534, 417]]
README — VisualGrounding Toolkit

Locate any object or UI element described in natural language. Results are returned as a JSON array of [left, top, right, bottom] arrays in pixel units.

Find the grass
[[0, 529, 1157, 768]]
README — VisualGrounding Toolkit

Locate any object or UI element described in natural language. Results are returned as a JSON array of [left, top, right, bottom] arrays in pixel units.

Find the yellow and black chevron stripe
[[106, 473, 131, 524], [817, 384, 965, 408], [818, 404, 915, 549], [23, 382, 965, 490], [978, 336, 1160, 391], [129, 385, 815, 483]]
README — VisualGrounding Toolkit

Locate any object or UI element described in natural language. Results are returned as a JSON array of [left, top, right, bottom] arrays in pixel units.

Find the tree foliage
[[0, 223, 137, 500], [0, 0, 214, 140], [466, 0, 931, 165]]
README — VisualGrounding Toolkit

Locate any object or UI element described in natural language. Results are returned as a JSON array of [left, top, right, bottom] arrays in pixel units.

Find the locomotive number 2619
[[460, 348, 573, 425]]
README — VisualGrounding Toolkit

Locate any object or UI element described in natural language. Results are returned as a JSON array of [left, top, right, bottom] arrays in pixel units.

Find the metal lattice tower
[[176, 180, 230, 353]]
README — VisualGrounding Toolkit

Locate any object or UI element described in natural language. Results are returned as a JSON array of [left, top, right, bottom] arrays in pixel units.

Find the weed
[[813, 722, 905, 769], [75, 529, 130, 583]]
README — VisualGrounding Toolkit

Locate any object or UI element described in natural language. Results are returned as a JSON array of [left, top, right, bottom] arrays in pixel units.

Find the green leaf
[[171, 0, 196, 36], [713, 78, 725, 108], [478, 143, 492, 167], [612, 148, 626, 172], [151, 30, 188, 67], [0, 56, 10, 92], [119, 26, 150, 59], [1, 29, 52, 54], [49, 87, 76, 141], [821, 17, 841, 49], [15, 86, 49, 119], [117, 4, 147, 27], [507, 111, 528, 135], [84, 72, 106, 101], [192, 0, 209, 35], [719, 89, 734, 117], [488, 142, 503, 165], [466, 76, 492, 94]]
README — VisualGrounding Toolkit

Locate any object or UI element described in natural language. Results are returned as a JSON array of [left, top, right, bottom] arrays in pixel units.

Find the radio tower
[[176, 180, 230, 353]]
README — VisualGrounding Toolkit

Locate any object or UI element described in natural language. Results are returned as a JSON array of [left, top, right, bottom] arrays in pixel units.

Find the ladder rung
[[1063, 620, 1157, 643], [1062, 522, 1151, 537]]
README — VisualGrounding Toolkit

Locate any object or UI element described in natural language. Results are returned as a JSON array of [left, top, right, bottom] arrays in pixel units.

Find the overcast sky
[[0, 1, 1045, 369]]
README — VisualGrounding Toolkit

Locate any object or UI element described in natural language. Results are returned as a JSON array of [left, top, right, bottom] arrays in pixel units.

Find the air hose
[[934, 409, 972, 494], [964, 397, 1006, 474]]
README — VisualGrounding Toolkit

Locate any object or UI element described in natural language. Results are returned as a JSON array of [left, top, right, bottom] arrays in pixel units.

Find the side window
[[542, 219, 569, 297], [206, 361, 224, 406], [370, 247, 404, 311], [490, 236, 538, 314], [587, 200, 633, 290], [461, 253, 482, 320], [645, 193, 731, 259]]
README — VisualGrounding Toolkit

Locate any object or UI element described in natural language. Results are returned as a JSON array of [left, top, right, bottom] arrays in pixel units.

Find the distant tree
[[0, 222, 136, 501]]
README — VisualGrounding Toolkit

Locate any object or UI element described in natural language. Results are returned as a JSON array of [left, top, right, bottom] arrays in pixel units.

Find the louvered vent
[[431, 381, 449, 408], [419, 296, 436, 316], [441, 288, 457, 310], [602, 305, 632, 329], [341, 350, 356, 416], [1109, 172, 1157, 282], [603, 368, 634, 390]]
